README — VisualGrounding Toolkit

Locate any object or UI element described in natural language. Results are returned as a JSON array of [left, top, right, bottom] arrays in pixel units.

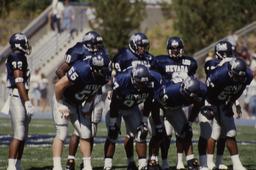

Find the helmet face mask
[[180, 77, 202, 102], [215, 41, 233, 60], [131, 64, 150, 91], [228, 58, 247, 83], [82, 31, 103, 52], [129, 33, 150, 58], [9, 33, 32, 55], [166, 36, 184, 58]]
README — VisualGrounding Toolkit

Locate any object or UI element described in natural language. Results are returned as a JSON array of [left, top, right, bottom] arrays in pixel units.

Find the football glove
[[57, 101, 70, 118], [108, 123, 120, 140], [235, 104, 242, 119], [25, 101, 34, 117], [137, 122, 148, 140], [200, 106, 214, 120]]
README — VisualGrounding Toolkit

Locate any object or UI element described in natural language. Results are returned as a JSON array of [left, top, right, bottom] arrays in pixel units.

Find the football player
[[199, 41, 240, 170], [103, 65, 162, 170], [150, 76, 206, 170], [148, 36, 198, 170], [110, 32, 159, 170], [55, 31, 108, 170], [52, 52, 111, 170], [205, 57, 253, 170], [5, 33, 34, 170]]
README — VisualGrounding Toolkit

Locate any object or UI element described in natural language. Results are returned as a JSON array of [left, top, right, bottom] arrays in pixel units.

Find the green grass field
[[0, 118, 256, 170]]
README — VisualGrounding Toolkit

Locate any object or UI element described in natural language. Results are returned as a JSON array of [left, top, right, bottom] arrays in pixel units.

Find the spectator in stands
[[50, 0, 64, 33], [62, 0, 75, 36], [227, 29, 240, 52], [243, 73, 256, 118], [250, 46, 256, 73], [40, 73, 49, 112], [86, 4, 96, 25], [30, 69, 41, 109], [238, 47, 251, 66], [205, 51, 214, 62]]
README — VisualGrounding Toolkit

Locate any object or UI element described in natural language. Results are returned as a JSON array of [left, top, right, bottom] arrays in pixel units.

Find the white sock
[[138, 158, 147, 169], [8, 158, 16, 168], [104, 158, 113, 168], [177, 153, 183, 162], [199, 155, 207, 167], [231, 154, 243, 167], [161, 159, 169, 169], [215, 155, 223, 167], [83, 157, 92, 169], [68, 155, 75, 160], [53, 157, 62, 169], [127, 156, 135, 164], [186, 154, 194, 161]]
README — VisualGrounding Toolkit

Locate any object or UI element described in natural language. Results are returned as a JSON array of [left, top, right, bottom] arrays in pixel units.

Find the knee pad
[[91, 105, 103, 124], [14, 127, 27, 141], [91, 123, 98, 137], [226, 129, 237, 137], [55, 125, 68, 141]]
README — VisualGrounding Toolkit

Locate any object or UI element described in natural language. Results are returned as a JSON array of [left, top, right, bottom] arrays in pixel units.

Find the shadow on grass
[[27, 166, 52, 170]]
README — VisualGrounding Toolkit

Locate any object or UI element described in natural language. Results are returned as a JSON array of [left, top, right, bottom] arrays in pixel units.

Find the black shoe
[[187, 159, 199, 170], [148, 160, 161, 170], [66, 159, 75, 170], [127, 161, 138, 170], [80, 162, 84, 170]]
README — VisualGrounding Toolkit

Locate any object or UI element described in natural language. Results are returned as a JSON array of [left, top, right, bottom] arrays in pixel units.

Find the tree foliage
[[91, 0, 146, 58], [171, 0, 256, 56]]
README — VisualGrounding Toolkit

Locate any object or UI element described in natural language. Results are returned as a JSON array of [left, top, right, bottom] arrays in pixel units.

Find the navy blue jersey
[[111, 68, 161, 109], [204, 59, 220, 76], [64, 42, 108, 66], [156, 55, 197, 82], [112, 48, 159, 74], [206, 62, 253, 105], [156, 80, 207, 111], [63, 60, 111, 105], [5, 52, 30, 90]]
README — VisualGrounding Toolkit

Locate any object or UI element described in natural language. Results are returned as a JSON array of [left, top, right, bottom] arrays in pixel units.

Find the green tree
[[171, 0, 256, 56], [91, 0, 146, 58]]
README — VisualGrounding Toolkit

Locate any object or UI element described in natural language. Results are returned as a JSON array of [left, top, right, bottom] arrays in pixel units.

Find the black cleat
[[80, 162, 84, 170], [66, 159, 75, 170], [148, 160, 161, 170], [127, 161, 138, 170], [187, 159, 199, 170]]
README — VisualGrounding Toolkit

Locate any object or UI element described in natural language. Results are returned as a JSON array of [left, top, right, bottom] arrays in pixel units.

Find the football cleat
[[176, 161, 185, 170], [187, 159, 199, 170], [218, 164, 228, 170], [147, 160, 160, 170], [66, 159, 75, 170]]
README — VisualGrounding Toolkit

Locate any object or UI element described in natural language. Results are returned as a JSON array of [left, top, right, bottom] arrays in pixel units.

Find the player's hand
[[137, 122, 148, 140], [155, 124, 166, 138], [235, 104, 242, 119], [25, 101, 34, 117], [57, 101, 70, 119], [200, 106, 214, 120], [81, 102, 92, 119], [108, 123, 120, 140]]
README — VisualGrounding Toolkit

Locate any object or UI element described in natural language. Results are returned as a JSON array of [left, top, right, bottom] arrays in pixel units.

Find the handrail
[[193, 21, 256, 60]]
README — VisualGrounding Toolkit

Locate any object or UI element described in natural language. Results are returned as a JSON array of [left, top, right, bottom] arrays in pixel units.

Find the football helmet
[[228, 57, 247, 82], [82, 31, 104, 52], [91, 51, 111, 78], [180, 76, 202, 102], [215, 41, 234, 60], [129, 32, 150, 58], [9, 33, 31, 55], [166, 36, 184, 58], [131, 64, 150, 91]]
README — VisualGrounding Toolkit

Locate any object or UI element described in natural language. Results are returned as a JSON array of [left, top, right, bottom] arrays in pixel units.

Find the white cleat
[[176, 161, 185, 169], [199, 167, 209, 170], [207, 162, 216, 170], [7, 166, 17, 170], [218, 164, 228, 169]]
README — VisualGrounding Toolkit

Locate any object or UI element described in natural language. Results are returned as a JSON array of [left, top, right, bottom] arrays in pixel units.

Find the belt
[[10, 88, 19, 97]]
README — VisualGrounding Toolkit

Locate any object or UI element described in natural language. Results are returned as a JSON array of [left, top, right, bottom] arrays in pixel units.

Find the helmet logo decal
[[92, 56, 104, 66], [171, 40, 179, 48], [216, 43, 227, 51], [15, 33, 26, 41]]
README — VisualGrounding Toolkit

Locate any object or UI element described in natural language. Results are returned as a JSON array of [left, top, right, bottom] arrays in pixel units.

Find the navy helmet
[[82, 31, 104, 52], [129, 32, 150, 58], [9, 33, 31, 55], [180, 76, 202, 102], [166, 36, 184, 58], [215, 41, 234, 60], [131, 64, 150, 91], [228, 57, 247, 82], [91, 51, 111, 78]]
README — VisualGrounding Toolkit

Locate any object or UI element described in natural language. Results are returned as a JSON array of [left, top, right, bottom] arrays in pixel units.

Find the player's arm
[[55, 75, 72, 101], [55, 62, 71, 79]]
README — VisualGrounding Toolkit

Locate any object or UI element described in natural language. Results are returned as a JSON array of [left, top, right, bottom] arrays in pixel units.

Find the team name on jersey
[[131, 60, 151, 68], [126, 93, 149, 100], [165, 65, 188, 72], [84, 84, 101, 91]]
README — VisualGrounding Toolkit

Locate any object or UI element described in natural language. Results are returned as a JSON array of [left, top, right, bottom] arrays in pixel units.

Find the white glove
[[57, 101, 70, 118], [25, 101, 34, 117]]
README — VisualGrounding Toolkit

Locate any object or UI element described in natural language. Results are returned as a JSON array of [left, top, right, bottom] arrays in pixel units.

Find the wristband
[[15, 77, 24, 83]]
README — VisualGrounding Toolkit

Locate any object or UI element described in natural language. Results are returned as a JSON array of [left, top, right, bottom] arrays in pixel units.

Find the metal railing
[[193, 21, 256, 60]]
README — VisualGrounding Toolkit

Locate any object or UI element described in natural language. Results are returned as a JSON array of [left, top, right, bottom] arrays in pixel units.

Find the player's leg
[[215, 136, 228, 170], [66, 131, 79, 170]]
